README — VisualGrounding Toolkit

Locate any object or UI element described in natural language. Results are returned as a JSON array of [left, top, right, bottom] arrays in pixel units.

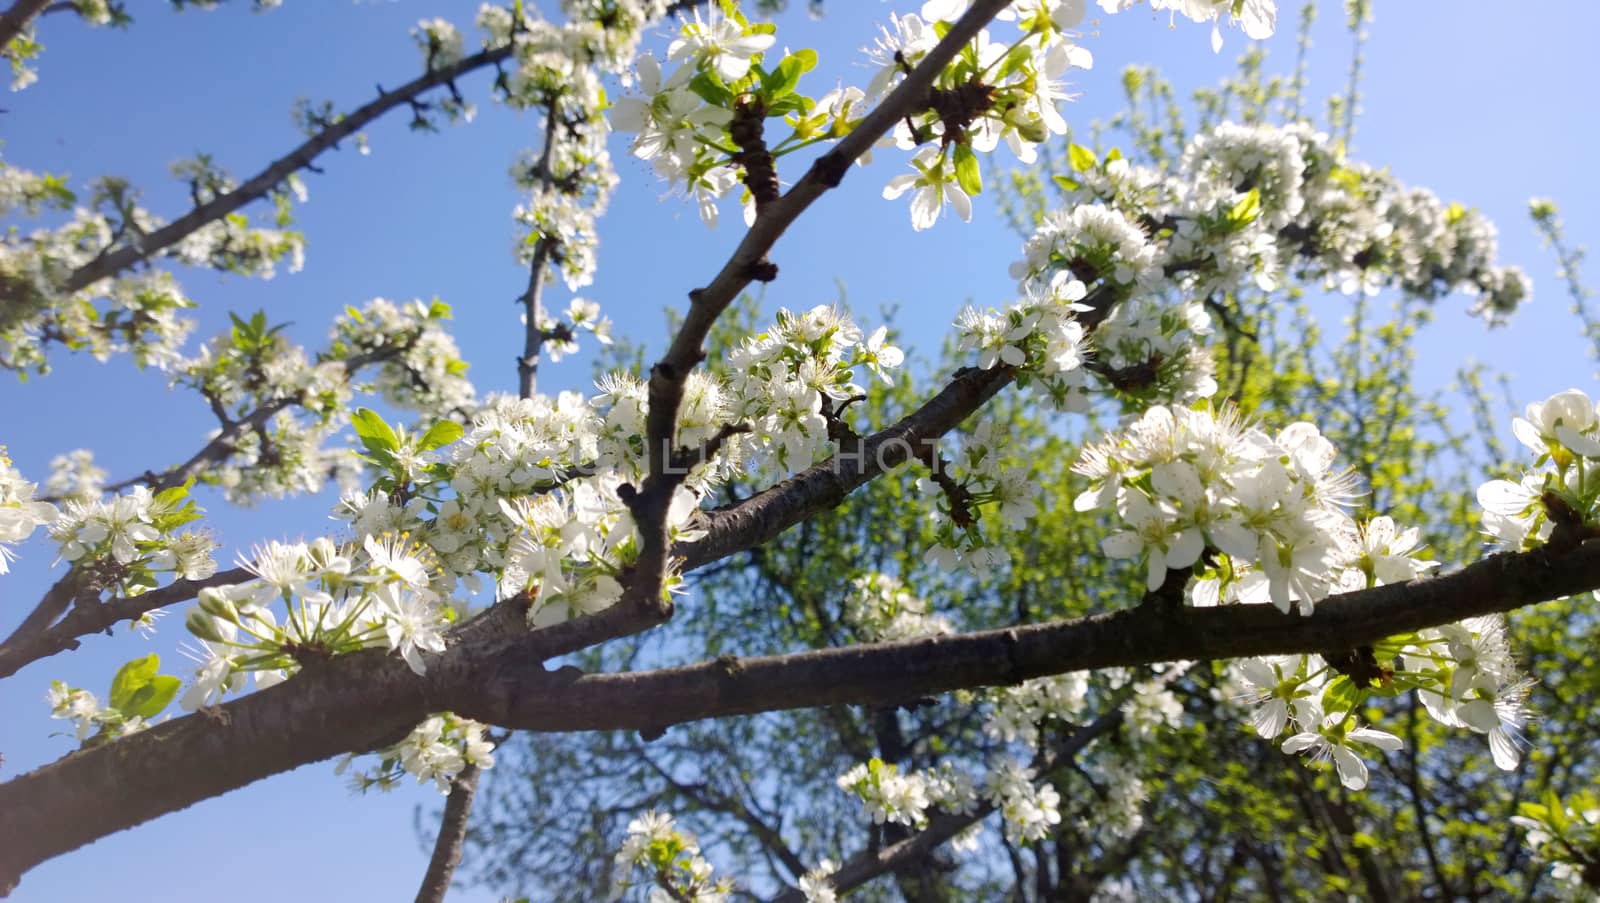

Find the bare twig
[[0, 567, 253, 678], [413, 764, 482, 903]]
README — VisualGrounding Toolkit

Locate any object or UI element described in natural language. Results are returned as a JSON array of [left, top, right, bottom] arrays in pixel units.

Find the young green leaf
[[123, 675, 181, 719], [1228, 187, 1262, 228], [109, 654, 161, 713], [417, 420, 465, 453], [953, 144, 982, 197], [1068, 143, 1097, 172], [351, 408, 399, 454]]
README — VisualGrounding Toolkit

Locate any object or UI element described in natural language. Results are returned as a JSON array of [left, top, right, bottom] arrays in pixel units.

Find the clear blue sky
[[1, 1, 1597, 900]]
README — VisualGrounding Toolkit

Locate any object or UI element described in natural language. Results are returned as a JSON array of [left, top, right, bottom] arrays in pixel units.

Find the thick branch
[[4, 537, 1599, 889], [0, 567, 252, 678], [464, 540, 1600, 733], [53, 44, 513, 296], [414, 765, 481, 903], [0, 0, 50, 51], [0, 596, 654, 894]]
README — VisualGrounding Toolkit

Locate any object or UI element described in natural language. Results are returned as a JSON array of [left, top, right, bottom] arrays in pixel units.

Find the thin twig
[[414, 764, 482, 903]]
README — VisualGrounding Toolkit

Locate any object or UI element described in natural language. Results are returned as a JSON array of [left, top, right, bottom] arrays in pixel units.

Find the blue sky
[[1, 1, 1597, 900]]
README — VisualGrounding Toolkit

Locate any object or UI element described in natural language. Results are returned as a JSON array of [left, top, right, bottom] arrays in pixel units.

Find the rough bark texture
[[471, 539, 1600, 734]]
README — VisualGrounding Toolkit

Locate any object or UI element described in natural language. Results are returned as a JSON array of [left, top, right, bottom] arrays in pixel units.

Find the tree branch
[[623, 0, 1014, 619], [517, 97, 562, 400], [4, 532, 1599, 889], [463, 540, 1600, 734], [0, 593, 653, 894], [680, 363, 1015, 570], [0, 566, 252, 678], [0, 0, 51, 52], [51, 44, 515, 297], [413, 764, 482, 903]]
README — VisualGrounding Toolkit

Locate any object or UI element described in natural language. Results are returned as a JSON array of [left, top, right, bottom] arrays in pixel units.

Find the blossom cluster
[[606, 0, 1278, 232], [723, 305, 904, 477], [1074, 402, 1436, 613], [1056, 123, 1531, 327], [0, 167, 302, 375], [591, 304, 904, 486], [0, 448, 59, 574], [833, 743, 1067, 846], [1477, 388, 1600, 550], [609, 809, 735, 903], [609, 0, 1107, 231], [167, 298, 471, 505], [917, 418, 1047, 574], [1228, 613, 1532, 790], [536, 297, 615, 363], [841, 572, 953, 641], [343, 713, 496, 795], [50, 482, 219, 597], [484, 1, 669, 291]]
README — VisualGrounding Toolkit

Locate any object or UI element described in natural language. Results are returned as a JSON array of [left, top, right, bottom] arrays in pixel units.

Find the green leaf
[[1228, 187, 1262, 228], [1052, 175, 1081, 192], [109, 654, 161, 712], [123, 675, 181, 718], [767, 94, 810, 119], [1068, 143, 1097, 173], [1320, 675, 1363, 716], [152, 479, 196, 514], [688, 71, 734, 108], [997, 43, 1034, 81], [417, 420, 464, 453], [952, 144, 982, 197], [762, 61, 800, 101], [351, 408, 399, 454], [764, 50, 815, 101]]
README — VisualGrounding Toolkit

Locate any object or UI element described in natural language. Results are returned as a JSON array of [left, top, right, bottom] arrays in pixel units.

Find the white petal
[[1475, 480, 1533, 516], [1331, 746, 1369, 790], [1101, 531, 1143, 559], [1488, 727, 1522, 771], [1280, 732, 1320, 754], [1165, 528, 1204, 568], [1348, 727, 1403, 752], [1511, 417, 1548, 454], [1251, 699, 1288, 739]]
